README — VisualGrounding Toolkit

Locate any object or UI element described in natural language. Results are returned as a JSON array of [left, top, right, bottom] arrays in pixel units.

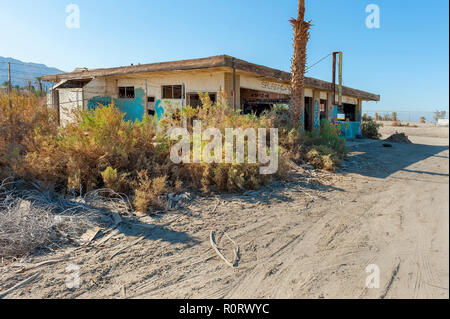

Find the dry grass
[[0, 178, 132, 259], [1, 92, 346, 216]]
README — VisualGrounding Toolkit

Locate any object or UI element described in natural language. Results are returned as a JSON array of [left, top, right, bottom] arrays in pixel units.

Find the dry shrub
[[0, 92, 58, 180], [101, 166, 130, 193], [24, 105, 161, 192], [0, 180, 104, 259], [300, 120, 348, 170], [305, 146, 339, 171], [0, 199, 57, 258], [0, 92, 347, 214], [133, 171, 167, 212]]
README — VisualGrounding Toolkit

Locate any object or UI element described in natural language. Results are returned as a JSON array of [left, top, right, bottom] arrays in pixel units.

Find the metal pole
[[7, 62, 11, 109], [338, 52, 343, 106], [232, 58, 237, 111], [332, 53, 336, 106], [182, 83, 185, 107], [7, 62, 13, 144]]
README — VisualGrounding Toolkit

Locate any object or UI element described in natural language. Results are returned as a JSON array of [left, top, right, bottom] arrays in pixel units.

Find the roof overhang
[[42, 55, 380, 101]]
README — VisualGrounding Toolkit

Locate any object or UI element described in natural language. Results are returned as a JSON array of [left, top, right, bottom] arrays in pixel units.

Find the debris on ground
[[0, 180, 130, 259], [0, 272, 40, 299], [210, 230, 240, 269], [168, 192, 192, 210], [385, 132, 412, 144]]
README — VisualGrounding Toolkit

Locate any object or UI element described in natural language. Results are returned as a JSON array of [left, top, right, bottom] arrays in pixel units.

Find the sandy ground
[[379, 122, 449, 139], [1, 131, 448, 299]]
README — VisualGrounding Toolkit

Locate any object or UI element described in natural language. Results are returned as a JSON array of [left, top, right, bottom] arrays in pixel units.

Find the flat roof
[[42, 55, 380, 101]]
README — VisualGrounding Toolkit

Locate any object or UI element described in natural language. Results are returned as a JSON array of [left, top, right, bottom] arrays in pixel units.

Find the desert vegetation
[[361, 114, 383, 139], [0, 91, 347, 258]]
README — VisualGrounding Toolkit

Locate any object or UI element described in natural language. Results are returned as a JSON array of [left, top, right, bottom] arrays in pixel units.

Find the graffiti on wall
[[116, 88, 145, 122], [154, 100, 165, 121], [87, 88, 146, 122], [314, 100, 320, 129], [260, 81, 291, 95], [87, 96, 113, 110]]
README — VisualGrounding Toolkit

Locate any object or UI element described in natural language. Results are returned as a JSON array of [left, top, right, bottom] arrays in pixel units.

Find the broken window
[[162, 85, 183, 99], [337, 103, 357, 121], [119, 87, 135, 99], [147, 96, 156, 116], [187, 93, 217, 108], [320, 99, 327, 120]]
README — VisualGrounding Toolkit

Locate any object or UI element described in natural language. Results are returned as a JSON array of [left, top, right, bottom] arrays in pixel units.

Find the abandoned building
[[41, 55, 380, 138]]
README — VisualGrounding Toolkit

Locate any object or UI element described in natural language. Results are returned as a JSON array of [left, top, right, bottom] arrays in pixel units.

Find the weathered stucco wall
[[57, 88, 83, 126], [85, 71, 226, 122], [146, 71, 225, 115], [50, 69, 365, 134]]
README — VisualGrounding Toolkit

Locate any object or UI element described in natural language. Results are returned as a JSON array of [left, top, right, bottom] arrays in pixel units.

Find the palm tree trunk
[[290, 0, 311, 130]]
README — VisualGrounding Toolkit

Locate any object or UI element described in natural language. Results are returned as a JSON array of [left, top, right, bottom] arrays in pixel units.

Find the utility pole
[[7, 62, 13, 144], [332, 54, 336, 106], [7, 62, 12, 109], [332, 51, 343, 107]]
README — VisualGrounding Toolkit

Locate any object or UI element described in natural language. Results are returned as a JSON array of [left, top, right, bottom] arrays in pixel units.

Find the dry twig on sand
[[210, 230, 240, 269], [0, 272, 40, 299]]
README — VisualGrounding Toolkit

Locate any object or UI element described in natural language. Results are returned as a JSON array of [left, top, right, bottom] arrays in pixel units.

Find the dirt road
[[1, 135, 448, 299]]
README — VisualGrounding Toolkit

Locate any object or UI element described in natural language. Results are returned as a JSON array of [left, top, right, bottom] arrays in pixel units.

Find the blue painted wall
[[314, 100, 320, 129], [87, 88, 146, 122], [155, 100, 165, 121]]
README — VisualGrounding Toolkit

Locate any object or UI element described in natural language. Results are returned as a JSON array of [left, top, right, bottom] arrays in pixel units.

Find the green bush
[[301, 120, 348, 170], [361, 116, 383, 139]]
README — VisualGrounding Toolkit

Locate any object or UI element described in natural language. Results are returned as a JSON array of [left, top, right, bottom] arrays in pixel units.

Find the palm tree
[[290, 0, 311, 130]]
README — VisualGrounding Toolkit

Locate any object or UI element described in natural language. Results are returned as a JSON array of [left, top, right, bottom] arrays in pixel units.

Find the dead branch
[[0, 272, 40, 299], [210, 230, 240, 269]]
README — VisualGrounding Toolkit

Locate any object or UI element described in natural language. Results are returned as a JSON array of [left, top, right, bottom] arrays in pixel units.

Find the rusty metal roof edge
[[42, 55, 380, 101]]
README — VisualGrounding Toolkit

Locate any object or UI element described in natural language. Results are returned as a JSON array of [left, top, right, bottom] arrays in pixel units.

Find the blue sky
[[0, 0, 448, 112]]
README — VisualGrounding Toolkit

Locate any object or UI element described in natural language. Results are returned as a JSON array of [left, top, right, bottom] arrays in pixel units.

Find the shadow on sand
[[342, 141, 449, 179]]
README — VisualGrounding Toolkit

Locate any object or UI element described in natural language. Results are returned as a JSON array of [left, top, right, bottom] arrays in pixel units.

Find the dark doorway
[[305, 97, 313, 131], [343, 103, 357, 121], [187, 93, 217, 108]]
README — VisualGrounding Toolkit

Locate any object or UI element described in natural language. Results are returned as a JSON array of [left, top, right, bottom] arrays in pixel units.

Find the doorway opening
[[304, 97, 313, 131], [187, 93, 217, 108]]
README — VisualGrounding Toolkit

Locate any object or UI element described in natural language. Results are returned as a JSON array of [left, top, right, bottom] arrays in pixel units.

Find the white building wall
[[47, 69, 363, 126], [145, 71, 225, 109], [83, 78, 117, 108], [57, 88, 83, 126]]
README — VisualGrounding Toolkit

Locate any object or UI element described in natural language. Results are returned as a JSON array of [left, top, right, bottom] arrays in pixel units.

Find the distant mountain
[[0, 57, 64, 91]]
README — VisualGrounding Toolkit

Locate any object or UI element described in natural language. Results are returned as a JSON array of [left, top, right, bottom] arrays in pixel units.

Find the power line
[[305, 53, 332, 73]]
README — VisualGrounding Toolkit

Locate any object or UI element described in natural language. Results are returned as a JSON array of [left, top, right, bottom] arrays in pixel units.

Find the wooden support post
[[332, 53, 336, 106], [232, 58, 237, 111], [338, 52, 343, 107], [52, 89, 60, 126], [7, 62, 11, 109]]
